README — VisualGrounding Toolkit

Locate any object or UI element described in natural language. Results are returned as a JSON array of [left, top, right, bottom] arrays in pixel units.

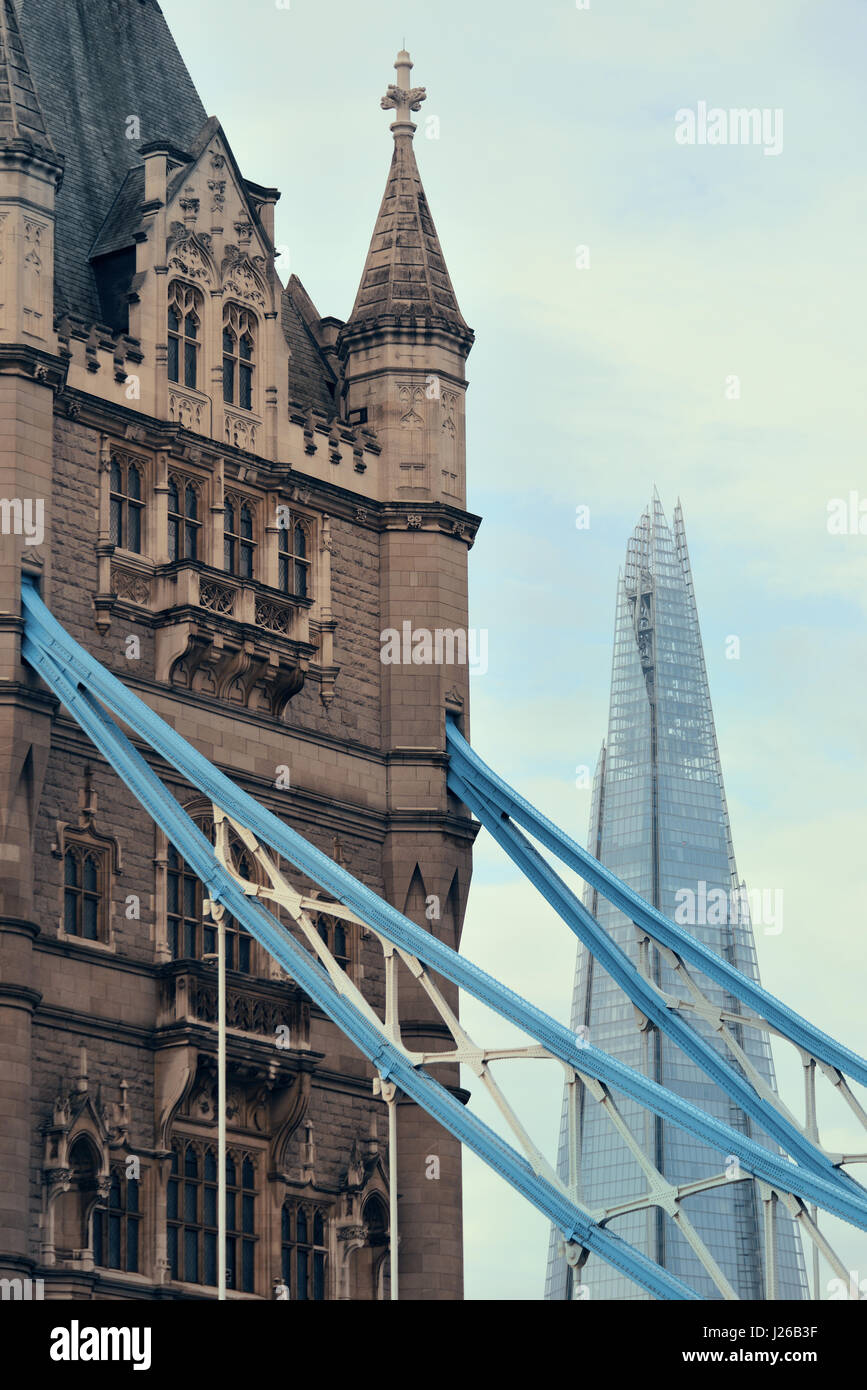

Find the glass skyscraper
[[545, 494, 808, 1300]]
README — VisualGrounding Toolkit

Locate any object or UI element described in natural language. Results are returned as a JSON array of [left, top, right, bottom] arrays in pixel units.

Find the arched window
[[167, 475, 201, 562], [166, 817, 253, 972], [167, 1139, 257, 1292], [316, 914, 351, 973], [363, 1195, 390, 1300], [281, 1203, 327, 1300], [93, 1166, 140, 1273], [109, 456, 144, 553], [168, 283, 202, 389], [278, 517, 310, 598], [64, 843, 107, 941], [54, 1135, 101, 1260], [222, 304, 256, 410], [224, 497, 255, 578]]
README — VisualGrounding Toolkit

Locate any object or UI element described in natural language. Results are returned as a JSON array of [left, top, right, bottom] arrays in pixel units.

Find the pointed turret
[[339, 52, 479, 1303], [347, 51, 468, 335], [338, 50, 473, 504], [0, 0, 63, 350], [0, 0, 56, 158]]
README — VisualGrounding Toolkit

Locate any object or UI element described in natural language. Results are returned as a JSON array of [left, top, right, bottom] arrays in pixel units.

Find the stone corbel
[[156, 622, 209, 686], [154, 1043, 198, 1152], [270, 1071, 313, 1174]]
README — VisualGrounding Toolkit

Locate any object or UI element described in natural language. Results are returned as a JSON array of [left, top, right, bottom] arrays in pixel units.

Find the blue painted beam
[[446, 762, 863, 1197], [445, 717, 867, 1090]]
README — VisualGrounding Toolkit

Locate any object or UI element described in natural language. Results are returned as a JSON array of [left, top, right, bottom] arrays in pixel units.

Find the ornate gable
[[163, 128, 277, 317]]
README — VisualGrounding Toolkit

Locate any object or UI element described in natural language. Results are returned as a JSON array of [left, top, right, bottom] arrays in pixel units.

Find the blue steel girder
[[445, 761, 864, 1197], [445, 718, 867, 1089]]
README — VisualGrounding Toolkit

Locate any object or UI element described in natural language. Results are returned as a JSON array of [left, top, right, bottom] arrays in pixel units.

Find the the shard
[[545, 494, 808, 1299]]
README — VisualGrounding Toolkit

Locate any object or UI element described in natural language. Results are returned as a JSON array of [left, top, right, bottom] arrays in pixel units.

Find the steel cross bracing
[[445, 719, 867, 1298], [19, 579, 867, 1298]]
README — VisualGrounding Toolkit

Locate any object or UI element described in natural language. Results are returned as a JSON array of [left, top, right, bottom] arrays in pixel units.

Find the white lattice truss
[[209, 807, 867, 1302]]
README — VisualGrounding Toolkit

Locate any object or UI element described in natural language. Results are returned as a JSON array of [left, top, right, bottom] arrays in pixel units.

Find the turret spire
[[0, 0, 57, 161], [346, 50, 469, 336]]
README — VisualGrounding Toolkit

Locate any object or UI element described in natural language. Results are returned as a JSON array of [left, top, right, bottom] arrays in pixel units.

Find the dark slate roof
[[348, 135, 467, 330], [89, 165, 146, 259], [16, 0, 207, 323], [0, 0, 56, 156], [281, 284, 337, 415]]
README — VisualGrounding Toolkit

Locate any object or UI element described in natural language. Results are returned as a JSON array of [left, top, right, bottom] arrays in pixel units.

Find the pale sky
[[161, 0, 867, 1299]]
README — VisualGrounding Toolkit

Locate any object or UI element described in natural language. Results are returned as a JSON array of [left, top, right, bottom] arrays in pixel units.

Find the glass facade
[[545, 495, 808, 1300]]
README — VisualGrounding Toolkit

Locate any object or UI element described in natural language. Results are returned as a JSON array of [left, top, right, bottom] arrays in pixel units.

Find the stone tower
[[0, 3, 479, 1301], [0, 0, 65, 1286], [338, 51, 476, 1299]]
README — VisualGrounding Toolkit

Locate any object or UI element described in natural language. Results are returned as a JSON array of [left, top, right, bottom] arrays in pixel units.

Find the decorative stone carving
[[110, 568, 151, 605], [208, 179, 226, 214], [381, 84, 427, 113], [441, 390, 457, 437], [199, 579, 236, 615], [255, 599, 294, 635], [398, 382, 424, 425], [167, 231, 214, 285], [234, 219, 254, 247], [224, 409, 257, 453], [23, 219, 44, 274], [169, 389, 208, 434], [162, 621, 310, 716], [338, 1224, 368, 1243], [179, 191, 199, 224], [221, 245, 266, 307]]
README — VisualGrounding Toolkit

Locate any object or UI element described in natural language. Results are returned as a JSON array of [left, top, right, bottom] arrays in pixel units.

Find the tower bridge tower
[[0, 2, 477, 1301]]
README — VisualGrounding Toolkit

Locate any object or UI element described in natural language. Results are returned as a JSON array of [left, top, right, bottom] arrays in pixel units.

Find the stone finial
[[380, 50, 426, 140]]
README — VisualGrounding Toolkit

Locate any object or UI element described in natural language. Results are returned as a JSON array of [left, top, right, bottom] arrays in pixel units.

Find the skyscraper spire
[[545, 496, 808, 1301], [346, 50, 469, 335]]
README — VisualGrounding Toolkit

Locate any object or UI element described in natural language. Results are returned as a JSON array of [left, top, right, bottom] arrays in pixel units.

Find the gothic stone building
[[0, 0, 478, 1300]]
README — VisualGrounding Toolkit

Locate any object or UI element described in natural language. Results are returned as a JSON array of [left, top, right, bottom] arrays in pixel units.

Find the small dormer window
[[222, 304, 256, 411], [168, 283, 201, 389]]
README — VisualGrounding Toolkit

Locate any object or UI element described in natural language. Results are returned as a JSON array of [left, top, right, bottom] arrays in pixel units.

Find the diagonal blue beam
[[446, 762, 863, 1197], [445, 717, 867, 1091]]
